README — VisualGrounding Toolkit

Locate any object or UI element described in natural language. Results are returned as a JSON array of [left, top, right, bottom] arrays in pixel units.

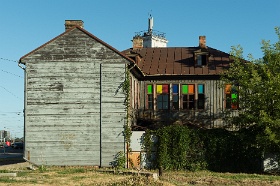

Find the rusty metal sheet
[[123, 46, 231, 76]]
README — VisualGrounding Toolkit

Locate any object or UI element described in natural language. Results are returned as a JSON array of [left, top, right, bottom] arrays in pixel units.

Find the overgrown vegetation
[[222, 27, 280, 154], [143, 125, 265, 173], [113, 151, 126, 170], [122, 66, 132, 145]]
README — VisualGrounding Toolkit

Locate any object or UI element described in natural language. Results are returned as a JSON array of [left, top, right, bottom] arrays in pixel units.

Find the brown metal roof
[[122, 47, 232, 76]]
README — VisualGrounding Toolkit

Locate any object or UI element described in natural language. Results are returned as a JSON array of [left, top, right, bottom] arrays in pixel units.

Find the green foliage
[[38, 164, 47, 173], [143, 125, 265, 173], [143, 125, 207, 171], [123, 66, 132, 145], [222, 27, 280, 152], [202, 128, 263, 173], [113, 151, 126, 170]]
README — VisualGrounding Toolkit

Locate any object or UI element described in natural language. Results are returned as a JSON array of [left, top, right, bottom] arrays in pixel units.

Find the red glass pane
[[162, 85, 169, 93]]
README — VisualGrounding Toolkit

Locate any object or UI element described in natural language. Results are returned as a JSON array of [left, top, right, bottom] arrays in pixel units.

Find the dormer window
[[197, 54, 207, 66], [194, 52, 208, 66]]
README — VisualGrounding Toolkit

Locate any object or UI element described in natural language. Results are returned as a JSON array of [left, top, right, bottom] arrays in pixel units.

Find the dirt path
[[0, 162, 30, 170]]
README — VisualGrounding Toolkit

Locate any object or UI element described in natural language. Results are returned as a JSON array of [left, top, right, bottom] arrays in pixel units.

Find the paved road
[[0, 147, 24, 165]]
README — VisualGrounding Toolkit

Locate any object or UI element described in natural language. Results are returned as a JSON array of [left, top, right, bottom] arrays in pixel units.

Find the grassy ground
[[0, 163, 279, 186]]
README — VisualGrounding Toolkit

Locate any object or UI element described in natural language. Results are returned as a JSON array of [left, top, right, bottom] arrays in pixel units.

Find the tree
[[222, 27, 280, 152]]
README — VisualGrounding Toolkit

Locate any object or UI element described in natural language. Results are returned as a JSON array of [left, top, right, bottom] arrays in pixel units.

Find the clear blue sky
[[0, 0, 280, 138]]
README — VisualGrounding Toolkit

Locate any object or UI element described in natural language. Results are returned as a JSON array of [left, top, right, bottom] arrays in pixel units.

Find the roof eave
[[19, 26, 135, 64]]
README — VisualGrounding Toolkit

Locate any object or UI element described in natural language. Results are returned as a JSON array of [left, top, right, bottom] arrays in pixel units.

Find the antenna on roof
[[148, 11, 153, 33]]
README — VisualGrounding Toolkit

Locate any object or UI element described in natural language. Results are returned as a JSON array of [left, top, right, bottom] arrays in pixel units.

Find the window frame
[[225, 84, 239, 110], [156, 84, 170, 110], [172, 84, 179, 110], [194, 51, 209, 66], [146, 84, 154, 110], [197, 84, 205, 110], [181, 84, 195, 110]]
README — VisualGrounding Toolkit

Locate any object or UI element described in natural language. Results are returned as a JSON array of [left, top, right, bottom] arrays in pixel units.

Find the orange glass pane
[[225, 84, 231, 94], [188, 85, 194, 94]]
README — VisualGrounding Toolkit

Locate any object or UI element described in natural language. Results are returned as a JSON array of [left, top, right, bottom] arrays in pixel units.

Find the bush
[[143, 125, 266, 173]]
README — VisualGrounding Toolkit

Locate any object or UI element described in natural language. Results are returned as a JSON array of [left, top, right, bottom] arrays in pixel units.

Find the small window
[[197, 54, 207, 66], [197, 84, 205, 109], [172, 84, 179, 110], [225, 84, 238, 109], [146, 84, 153, 109], [156, 84, 169, 110], [182, 84, 195, 110]]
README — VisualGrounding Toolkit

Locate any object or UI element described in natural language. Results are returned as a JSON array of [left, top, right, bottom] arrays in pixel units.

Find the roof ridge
[[19, 26, 135, 64]]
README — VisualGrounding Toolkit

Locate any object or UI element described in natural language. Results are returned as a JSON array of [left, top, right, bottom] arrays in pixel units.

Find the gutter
[[18, 61, 26, 71], [18, 60, 26, 161]]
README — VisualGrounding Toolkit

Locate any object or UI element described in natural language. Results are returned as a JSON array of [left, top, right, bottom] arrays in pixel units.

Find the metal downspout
[[18, 62, 26, 159]]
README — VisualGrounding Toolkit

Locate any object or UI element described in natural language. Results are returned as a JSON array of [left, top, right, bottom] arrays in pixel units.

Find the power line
[[0, 57, 18, 63], [0, 69, 23, 78], [0, 85, 22, 100]]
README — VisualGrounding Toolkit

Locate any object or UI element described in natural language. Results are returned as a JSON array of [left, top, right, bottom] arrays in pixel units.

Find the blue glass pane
[[172, 84, 178, 94]]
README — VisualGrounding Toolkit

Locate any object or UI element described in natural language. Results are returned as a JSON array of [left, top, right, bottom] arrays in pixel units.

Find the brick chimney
[[132, 36, 143, 50], [65, 20, 84, 31], [199, 36, 207, 48]]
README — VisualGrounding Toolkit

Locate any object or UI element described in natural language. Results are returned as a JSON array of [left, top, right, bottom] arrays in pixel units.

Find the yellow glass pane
[[157, 85, 162, 94]]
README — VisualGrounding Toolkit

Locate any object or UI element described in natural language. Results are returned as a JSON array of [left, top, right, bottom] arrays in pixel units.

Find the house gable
[[20, 26, 130, 166], [20, 27, 133, 64]]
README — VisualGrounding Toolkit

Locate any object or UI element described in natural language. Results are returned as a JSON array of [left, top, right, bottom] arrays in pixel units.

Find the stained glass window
[[225, 84, 238, 109]]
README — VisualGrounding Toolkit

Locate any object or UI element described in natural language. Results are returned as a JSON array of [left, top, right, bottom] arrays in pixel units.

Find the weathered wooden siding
[[100, 63, 126, 167], [134, 79, 238, 129], [22, 28, 128, 166]]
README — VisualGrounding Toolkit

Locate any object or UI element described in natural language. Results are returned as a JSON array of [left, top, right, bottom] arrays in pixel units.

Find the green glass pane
[[182, 85, 188, 94], [147, 85, 152, 94], [231, 93, 237, 99]]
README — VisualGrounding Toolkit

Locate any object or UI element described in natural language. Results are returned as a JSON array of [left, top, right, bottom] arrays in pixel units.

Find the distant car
[[13, 142, 24, 149]]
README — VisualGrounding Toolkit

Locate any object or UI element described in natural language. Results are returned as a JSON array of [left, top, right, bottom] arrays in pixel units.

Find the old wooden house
[[19, 18, 237, 167], [124, 17, 237, 131], [19, 20, 133, 166]]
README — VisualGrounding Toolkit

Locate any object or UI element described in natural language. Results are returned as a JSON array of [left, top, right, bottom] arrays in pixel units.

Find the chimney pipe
[[65, 20, 84, 31], [132, 36, 143, 50], [199, 36, 207, 48]]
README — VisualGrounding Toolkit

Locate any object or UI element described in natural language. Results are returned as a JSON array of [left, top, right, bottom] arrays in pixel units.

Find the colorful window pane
[[162, 85, 169, 93], [225, 84, 238, 109], [147, 85, 153, 94], [182, 85, 188, 94], [172, 84, 178, 94], [157, 84, 169, 94], [156, 85, 162, 94], [198, 84, 204, 94], [188, 85, 194, 94], [146, 84, 153, 109], [182, 84, 195, 110]]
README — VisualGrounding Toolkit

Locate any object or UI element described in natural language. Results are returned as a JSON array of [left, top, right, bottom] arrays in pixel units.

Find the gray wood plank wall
[[22, 28, 128, 166]]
